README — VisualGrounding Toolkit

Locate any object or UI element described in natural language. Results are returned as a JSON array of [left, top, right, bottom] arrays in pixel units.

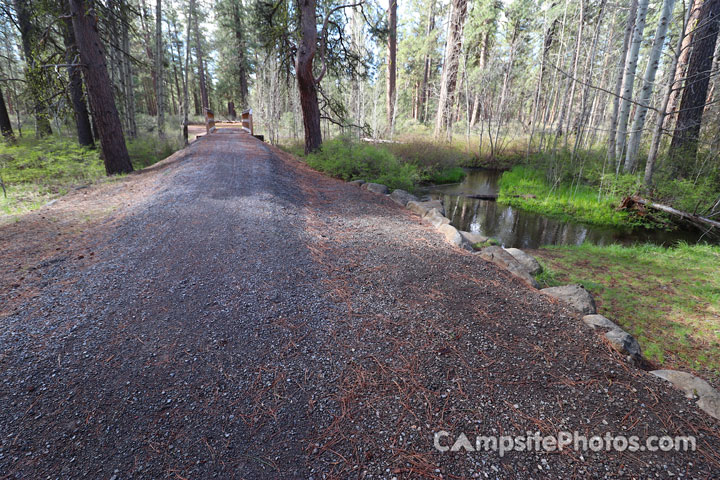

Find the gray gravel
[[0, 130, 718, 478]]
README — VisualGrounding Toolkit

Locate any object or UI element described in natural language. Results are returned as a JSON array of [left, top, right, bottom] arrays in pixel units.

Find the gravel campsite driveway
[[1, 129, 718, 478]]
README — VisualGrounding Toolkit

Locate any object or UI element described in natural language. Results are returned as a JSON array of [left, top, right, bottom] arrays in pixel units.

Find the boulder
[[425, 210, 451, 228], [406, 199, 444, 217], [478, 246, 539, 289], [504, 248, 543, 276], [651, 370, 716, 399], [437, 224, 464, 247], [604, 329, 642, 361], [651, 370, 720, 420], [540, 284, 596, 314], [390, 189, 418, 207], [459, 231, 489, 245], [362, 182, 389, 194], [349, 179, 365, 186], [582, 314, 619, 331]]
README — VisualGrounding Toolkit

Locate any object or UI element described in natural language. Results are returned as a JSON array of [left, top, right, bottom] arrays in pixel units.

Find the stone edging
[[353, 180, 720, 421]]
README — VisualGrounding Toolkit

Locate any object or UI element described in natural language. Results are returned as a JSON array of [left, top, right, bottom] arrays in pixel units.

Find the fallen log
[[620, 195, 720, 230], [466, 194, 498, 200], [464, 193, 536, 201]]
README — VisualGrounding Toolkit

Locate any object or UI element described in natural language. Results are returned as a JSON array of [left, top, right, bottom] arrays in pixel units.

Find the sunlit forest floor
[[0, 115, 194, 219], [533, 243, 720, 387]]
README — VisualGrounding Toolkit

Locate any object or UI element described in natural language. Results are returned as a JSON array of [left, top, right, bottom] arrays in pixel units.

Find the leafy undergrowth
[[532, 242, 720, 383], [284, 138, 468, 192], [0, 134, 182, 217], [498, 166, 644, 228]]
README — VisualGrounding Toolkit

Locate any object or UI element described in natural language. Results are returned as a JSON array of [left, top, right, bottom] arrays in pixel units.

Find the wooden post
[[241, 109, 253, 135], [205, 108, 215, 134]]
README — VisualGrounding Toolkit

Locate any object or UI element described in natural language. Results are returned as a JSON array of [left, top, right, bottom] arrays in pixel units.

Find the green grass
[[472, 238, 500, 249], [533, 242, 720, 380], [0, 133, 182, 217], [497, 166, 643, 228], [426, 166, 467, 185]]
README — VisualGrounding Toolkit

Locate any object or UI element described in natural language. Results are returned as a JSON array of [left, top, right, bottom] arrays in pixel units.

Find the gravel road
[[1, 129, 718, 479]]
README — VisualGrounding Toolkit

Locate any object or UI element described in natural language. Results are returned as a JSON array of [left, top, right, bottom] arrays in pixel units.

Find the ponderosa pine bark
[[297, 0, 323, 153], [69, 0, 133, 175], [61, 3, 94, 147], [669, 0, 720, 173], [0, 86, 14, 139], [434, 0, 468, 140], [386, 0, 397, 133]]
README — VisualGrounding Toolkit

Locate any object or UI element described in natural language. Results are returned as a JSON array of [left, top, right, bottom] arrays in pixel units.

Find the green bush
[[304, 138, 419, 191]]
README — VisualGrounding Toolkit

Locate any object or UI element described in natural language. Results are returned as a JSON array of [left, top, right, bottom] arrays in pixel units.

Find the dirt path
[[1, 130, 718, 478]]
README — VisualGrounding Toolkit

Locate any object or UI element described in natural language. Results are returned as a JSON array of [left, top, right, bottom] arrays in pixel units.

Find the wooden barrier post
[[241, 109, 253, 135], [205, 108, 215, 134]]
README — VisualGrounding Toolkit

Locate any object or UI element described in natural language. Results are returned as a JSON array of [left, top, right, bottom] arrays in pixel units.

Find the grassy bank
[[0, 134, 182, 217], [498, 166, 645, 228], [284, 137, 468, 192], [533, 243, 720, 381]]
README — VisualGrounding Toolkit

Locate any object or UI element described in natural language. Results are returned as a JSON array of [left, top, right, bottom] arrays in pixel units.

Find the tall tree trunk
[[13, 0, 53, 137], [386, 0, 397, 133], [417, 1, 436, 124], [559, 0, 584, 144], [607, 0, 638, 162], [469, 94, 480, 126], [120, 0, 137, 139], [193, 10, 209, 112], [156, 0, 165, 137], [645, 0, 695, 187], [0, 86, 14, 139], [527, 8, 554, 156], [297, 0, 322, 153], [614, 0, 650, 162], [183, 0, 195, 144], [61, 4, 94, 147], [232, 0, 249, 107], [170, 17, 184, 116], [69, 0, 133, 175], [669, 0, 720, 172], [624, 0, 676, 172], [434, 0, 468, 140], [664, 0, 702, 130], [139, 0, 158, 115]]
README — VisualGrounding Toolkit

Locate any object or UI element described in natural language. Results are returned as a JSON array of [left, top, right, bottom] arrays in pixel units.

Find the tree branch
[[314, 1, 365, 84]]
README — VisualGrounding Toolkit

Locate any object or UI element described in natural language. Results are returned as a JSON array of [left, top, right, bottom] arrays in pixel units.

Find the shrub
[[304, 138, 419, 191]]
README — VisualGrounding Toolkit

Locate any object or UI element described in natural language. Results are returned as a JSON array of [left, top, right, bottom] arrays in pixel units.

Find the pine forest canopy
[[0, 0, 719, 186]]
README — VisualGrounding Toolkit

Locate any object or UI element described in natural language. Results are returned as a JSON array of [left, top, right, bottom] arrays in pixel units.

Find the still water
[[423, 169, 704, 249]]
